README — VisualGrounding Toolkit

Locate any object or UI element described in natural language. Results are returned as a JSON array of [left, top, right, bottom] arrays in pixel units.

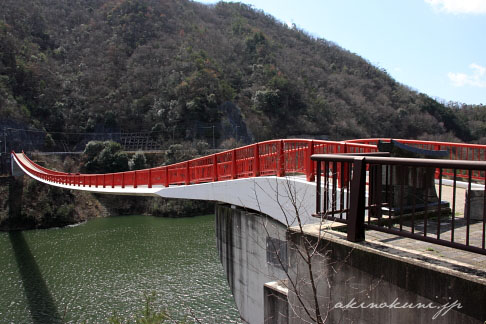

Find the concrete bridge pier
[[215, 203, 288, 324], [216, 204, 486, 324]]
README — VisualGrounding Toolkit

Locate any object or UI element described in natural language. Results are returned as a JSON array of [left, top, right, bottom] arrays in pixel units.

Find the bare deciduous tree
[[245, 176, 378, 324]]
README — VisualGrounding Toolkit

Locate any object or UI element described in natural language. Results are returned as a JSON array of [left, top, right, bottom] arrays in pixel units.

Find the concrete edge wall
[[287, 229, 486, 323], [215, 203, 289, 324]]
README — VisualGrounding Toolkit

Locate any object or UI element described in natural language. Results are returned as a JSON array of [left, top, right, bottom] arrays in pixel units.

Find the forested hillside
[[0, 0, 482, 144]]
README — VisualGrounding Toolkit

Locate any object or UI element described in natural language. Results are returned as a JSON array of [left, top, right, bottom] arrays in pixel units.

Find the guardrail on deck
[[348, 138, 486, 181], [312, 154, 486, 255], [12, 139, 378, 189]]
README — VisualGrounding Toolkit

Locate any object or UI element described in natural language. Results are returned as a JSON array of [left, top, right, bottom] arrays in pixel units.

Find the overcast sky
[[196, 0, 486, 105]]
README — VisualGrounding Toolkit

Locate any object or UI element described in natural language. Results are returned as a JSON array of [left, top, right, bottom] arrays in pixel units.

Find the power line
[[5, 125, 224, 136]]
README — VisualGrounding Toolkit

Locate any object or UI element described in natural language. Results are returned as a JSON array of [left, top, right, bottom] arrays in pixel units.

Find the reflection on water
[[0, 215, 241, 323]]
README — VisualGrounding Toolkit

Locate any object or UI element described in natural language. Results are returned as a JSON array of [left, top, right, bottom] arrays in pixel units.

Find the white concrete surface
[[216, 205, 288, 324], [156, 176, 319, 226], [12, 153, 322, 226]]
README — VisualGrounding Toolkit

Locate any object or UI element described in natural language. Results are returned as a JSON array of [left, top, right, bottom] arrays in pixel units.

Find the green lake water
[[0, 214, 241, 323]]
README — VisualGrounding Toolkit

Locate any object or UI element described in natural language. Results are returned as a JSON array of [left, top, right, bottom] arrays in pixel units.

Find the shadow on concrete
[[9, 231, 63, 324]]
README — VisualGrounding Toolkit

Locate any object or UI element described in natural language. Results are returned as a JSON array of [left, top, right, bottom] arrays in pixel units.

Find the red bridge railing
[[312, 153, 486, 255], [13, 138, 486, 190], [348, 138, 486, 181], [12, 139, 377, 189]]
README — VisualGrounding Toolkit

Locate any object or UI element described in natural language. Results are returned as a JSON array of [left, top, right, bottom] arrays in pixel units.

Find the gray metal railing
[[312, 154, 486, 255]]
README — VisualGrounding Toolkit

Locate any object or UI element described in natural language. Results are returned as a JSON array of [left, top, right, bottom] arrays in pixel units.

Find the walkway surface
[[367, 184, 485, 269]]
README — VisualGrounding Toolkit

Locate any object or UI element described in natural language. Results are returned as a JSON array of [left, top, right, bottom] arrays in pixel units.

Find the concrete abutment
[[215, 204, 486, 324]]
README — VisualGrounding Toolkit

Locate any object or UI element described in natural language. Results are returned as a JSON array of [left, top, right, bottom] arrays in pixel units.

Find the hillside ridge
[[0, 0, 483, 146]]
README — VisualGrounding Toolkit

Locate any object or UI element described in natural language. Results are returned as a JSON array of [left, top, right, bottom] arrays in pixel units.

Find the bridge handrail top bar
[[311, 153, 486, 169], [13, 137, 486, 190], [347, 137, 486, 149], [12, 138, 377, 176], [312, 152, 390, 157]]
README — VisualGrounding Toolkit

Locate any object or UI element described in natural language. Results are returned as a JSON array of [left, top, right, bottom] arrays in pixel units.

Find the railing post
[[337, 143, 348, 188], [122, 172, 125, 188], [433, 144, 441, 179], [185, 162, 190, 185], [306, 141, 315, 181], [213, 154, 219, 181], [232, 149, 237, 179], [148, 169, 152, 188], [347, 157, 366, 242], [277, 140, 285, 177], [253, 144, 260, 177], [134, 171, 137, 188], [164, 167, 169, 187], [112, 173, 115, 188], [316, 160, 321, 214], [342, 162, 349, 189]]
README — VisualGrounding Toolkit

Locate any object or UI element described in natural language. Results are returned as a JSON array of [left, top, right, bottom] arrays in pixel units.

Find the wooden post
[[347, 157, 366, 242]]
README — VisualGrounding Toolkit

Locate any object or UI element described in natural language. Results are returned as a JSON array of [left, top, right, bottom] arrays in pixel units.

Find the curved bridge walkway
[[11, 138, 486, 226]]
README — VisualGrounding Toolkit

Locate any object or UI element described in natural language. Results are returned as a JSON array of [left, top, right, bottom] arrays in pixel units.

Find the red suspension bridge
[[12, 138, 486, 189], [11, 138, 486, 255]]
